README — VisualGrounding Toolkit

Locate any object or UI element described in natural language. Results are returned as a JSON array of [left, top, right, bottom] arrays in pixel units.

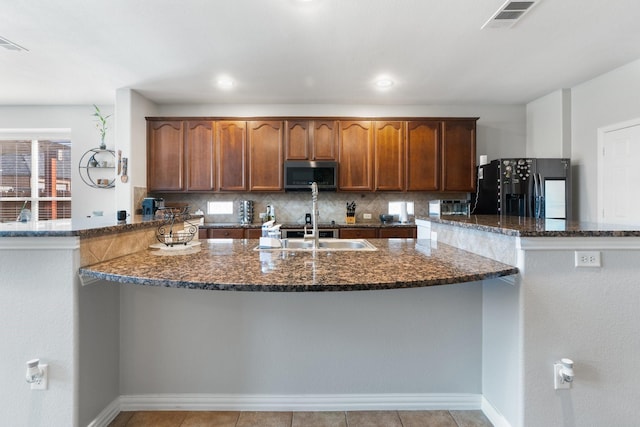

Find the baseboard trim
[[87, 396, 120, 427], [481, 396, 513, 427], [118, 393, 482, 412], [89, 393, 489, 426]]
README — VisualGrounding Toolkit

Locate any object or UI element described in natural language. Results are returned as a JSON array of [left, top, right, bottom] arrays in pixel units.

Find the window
[[0, 139, 72, 222]]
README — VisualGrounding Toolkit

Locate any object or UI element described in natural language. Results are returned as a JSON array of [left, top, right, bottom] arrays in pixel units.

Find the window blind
[[0, 139, 72, 222]]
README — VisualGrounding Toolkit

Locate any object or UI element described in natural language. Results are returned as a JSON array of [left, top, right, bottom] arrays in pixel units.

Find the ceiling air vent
[[482, 0, 540, 29], [0, 36, 28, 52]]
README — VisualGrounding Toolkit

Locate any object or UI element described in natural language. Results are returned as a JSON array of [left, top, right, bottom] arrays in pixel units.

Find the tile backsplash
[[156, 191, 468, 225]]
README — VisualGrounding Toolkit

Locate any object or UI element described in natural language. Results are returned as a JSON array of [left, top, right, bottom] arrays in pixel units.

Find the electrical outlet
[[574, 251, 601, 268], [554, 363, 571, 390], [31, 364, 48, 390], [363, 213, 372, 220]]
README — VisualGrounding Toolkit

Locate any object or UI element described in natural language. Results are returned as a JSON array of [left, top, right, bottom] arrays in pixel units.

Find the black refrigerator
[[473, 158, 571, 219]]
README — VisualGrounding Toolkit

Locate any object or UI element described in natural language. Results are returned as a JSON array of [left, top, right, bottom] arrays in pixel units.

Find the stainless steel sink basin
[[255, 238, 377, 252]]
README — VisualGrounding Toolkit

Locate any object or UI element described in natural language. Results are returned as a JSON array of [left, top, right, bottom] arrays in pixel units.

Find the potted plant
[[92, 104, 111, 149]]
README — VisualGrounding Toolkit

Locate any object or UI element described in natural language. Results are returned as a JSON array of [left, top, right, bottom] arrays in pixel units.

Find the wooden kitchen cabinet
[[313, 120, 338, 160], [198, 228, 208, 239], [147, 120, 185, 191], [441, 119, 476, 192], [406, 121, 440, 191], [338, 121, 373, 191], [206, 228, 245, 239], [284, 120, 310, 160], [200, 227, 261, 239], [147, 117, 476, 195], [248, 121, 284, 191], [217, 121, 247, 191], [374, 121, 405, 191], [244, 228, 262, 238], [378, 227, 417, 238], [339, 228, 378, 239], [185, 121, 215, 191], [285, 120, 337, 161]]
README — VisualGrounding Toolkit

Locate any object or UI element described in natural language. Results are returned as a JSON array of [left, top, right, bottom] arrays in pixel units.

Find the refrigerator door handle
[[535, 173, 544, 218]]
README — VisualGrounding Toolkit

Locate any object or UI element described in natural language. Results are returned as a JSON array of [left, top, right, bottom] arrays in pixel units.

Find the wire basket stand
[[155, 207, 198, 247]]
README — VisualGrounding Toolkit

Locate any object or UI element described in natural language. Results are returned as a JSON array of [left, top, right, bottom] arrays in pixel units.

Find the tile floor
[[107, 409, 493, 427]]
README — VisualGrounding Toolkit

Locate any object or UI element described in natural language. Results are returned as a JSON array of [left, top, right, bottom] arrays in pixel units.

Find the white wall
[[0, 238, 79, 427], [78, 279, 120, 426], [483, 277, 521, 426], [526, 89, 571, 158], [570, 59, 640, 222], [119, 283, 484, 396], [156, 103, 527, 164], [0, 101, 525, 219], [520, 241, 640, 426], [114, 89, 159, 214], [0, 105, 116, 220]]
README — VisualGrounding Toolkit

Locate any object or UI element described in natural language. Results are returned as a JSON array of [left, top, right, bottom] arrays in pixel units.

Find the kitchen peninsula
[[417, 214, 640, 427], [3, 215, 640, 427]]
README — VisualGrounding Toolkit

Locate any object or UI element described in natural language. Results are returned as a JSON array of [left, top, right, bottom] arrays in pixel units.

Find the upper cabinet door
[[441, 119, 477, 192], [312, 120, 337, 160], [374, 121, 405, 191], [185, 121, 215, 191], [284, 120, 310, 160], [217, 121, 247, 192], [406, 121, 440, 191], [147, 120, 185, 192], [284, 120, 337, 161], [338, 121, 373, 191], [248, 121, 284, 191]]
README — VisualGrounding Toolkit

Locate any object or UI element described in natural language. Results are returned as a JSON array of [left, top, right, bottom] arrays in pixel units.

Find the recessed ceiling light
[[217, 78, 234, 89], [375, 78, 394, 89]]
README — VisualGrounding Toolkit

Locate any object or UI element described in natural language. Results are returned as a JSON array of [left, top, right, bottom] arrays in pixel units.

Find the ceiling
[[1, 0, 640, 106]]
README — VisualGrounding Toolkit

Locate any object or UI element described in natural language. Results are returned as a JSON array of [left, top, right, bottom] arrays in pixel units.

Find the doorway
[[597, 118, 640, 225]]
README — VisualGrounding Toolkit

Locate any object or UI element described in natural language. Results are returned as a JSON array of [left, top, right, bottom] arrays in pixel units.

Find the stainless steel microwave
[[284, 161, 338, 191]]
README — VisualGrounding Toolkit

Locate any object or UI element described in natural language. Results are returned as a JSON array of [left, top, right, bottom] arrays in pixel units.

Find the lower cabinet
[[205, 228, 245, 239], [200, 226, 417, 239], [339, 228, 378, 239], [244, 228, 263, 239], [341, 227, 416, 238], [378, 227, 417, 238], [199, 227, 264, 239]]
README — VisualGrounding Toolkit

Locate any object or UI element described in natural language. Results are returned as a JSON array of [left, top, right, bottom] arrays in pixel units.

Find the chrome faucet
[[303, 182, 320, 249]]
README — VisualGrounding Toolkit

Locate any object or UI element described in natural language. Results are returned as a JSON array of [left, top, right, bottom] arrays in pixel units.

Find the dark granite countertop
[[200, 222, 416, 229], [0, 215, 199, 238], [419, 215, 640, 237], [79, 238, 518, 292]]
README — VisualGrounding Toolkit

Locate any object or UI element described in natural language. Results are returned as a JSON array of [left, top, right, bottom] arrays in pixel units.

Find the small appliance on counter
[[142, 197, 164, 216], [239, 200, 254, 224], [379, 214, 395, 224], [429, 199, 470, 217]]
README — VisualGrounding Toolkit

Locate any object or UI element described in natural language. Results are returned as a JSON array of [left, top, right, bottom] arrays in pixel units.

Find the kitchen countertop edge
[[419, 215, 640, 237], [79, 238, 519, 292]]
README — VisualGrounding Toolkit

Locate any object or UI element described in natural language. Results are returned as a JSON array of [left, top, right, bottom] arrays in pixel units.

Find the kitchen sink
[[255, 238, 378, 252]]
